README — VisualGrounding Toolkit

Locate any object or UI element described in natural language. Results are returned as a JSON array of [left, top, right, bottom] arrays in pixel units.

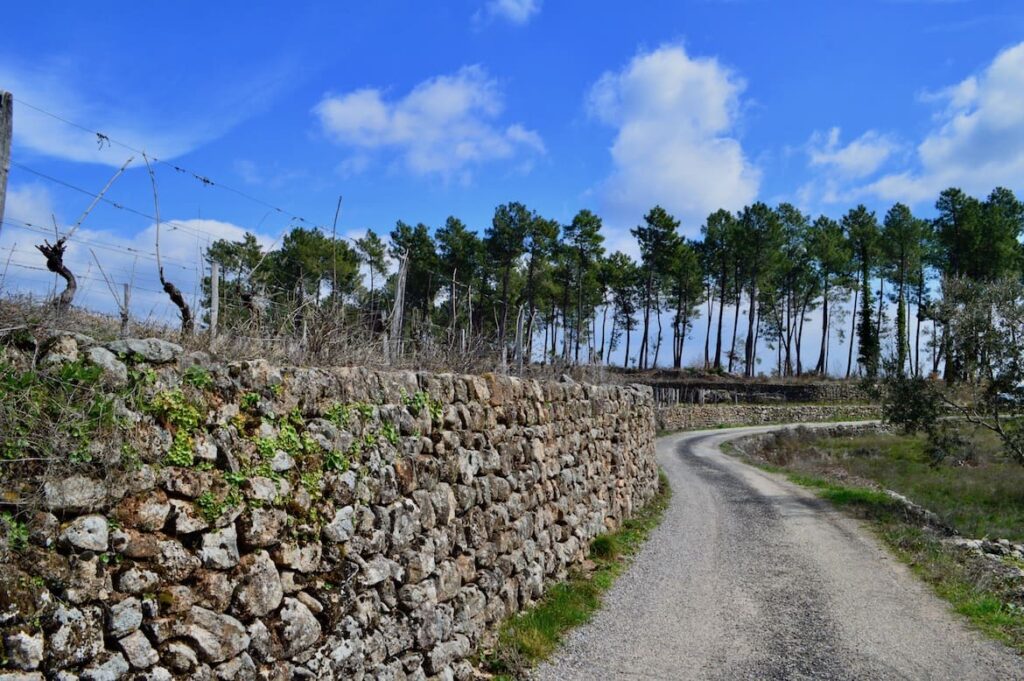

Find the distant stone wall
[[645, 379, 869, 406], [0, 334, 658, 680], [657, 403, 880, 432]]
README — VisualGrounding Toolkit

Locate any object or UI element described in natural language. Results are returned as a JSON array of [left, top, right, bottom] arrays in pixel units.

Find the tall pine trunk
[[704, 287, 714, 369], [623, 323, 631, 369], [816, 282, 829, 374], [914, 274, 924, 377], [846, 274, 859, 379], [796, 297, 807, 376], [653, 298, 663, 368], [744, 278, 758, 378], [714, 276, 727, 369], [728, 289, 741, 373]]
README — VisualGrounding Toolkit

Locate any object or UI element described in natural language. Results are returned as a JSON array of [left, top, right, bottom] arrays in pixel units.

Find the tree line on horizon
[[201, 185, 1024, 379]]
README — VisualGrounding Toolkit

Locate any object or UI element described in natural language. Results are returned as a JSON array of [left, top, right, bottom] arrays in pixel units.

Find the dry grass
[[0, 296, 613, 380]]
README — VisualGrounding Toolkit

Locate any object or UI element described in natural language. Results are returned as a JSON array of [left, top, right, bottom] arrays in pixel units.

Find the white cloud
[[588, 45, 760, 233], [314, 66, 544, 179], [4, 184, 57, 227], [862, 41, 1024, 203], [0, 182, 271, 322], [477, 0, 542, 25], [807, 127, 900, 179]]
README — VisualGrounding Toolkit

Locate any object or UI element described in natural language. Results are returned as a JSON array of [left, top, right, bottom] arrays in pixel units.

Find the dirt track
[[535, 424, 1023, 680]]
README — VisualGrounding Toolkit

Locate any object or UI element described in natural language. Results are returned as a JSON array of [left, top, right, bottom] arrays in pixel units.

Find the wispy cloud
[[474, 0, 542, 26], [861, 41, 1024, 203], [807, 128, 901, 179], [313, 65, 544, 181], [0, 58, 292, 167]]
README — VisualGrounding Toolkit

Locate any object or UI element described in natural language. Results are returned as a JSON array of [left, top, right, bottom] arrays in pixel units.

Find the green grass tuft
[[589, 534, 618, 560]]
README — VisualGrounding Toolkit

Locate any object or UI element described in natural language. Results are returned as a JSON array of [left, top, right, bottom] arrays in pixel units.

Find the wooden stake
[[389, 255, 408, 361], [210, 261, 220, 339], [0, 91, 10, 237], [0, 92, 10, 239], [121, 283, 131, 337]]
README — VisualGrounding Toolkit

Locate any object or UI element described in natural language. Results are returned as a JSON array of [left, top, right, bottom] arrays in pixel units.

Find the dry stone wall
[[641, 378, 869, 406], [0, 335, 658, 681], [657, 403, 880, 432]]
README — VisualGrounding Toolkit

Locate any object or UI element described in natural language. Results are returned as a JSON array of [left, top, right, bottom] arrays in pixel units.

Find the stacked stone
[[0, 342, 657, 680], [657, 403, 880, 432]]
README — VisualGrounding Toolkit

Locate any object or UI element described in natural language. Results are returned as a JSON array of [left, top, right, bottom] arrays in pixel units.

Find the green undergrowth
[[479, 470, 671, 679], [731, 433, 1024, 653]]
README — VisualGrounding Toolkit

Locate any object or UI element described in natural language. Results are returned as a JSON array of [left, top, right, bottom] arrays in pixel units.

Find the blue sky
[[2, 1, 1023, 370]]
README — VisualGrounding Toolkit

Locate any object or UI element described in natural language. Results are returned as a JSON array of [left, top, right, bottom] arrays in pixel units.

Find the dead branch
[[143, 153, 193, 335]]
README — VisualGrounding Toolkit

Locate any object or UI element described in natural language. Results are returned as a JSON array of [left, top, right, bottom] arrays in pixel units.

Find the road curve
[[534, 424, 1023, 680]]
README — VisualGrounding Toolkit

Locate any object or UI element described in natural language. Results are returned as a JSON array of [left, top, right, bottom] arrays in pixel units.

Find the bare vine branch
[[143, 152, 193, 335]]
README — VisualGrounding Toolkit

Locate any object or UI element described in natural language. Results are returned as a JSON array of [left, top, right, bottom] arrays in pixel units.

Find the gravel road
[[534, 424, 1024, 680]]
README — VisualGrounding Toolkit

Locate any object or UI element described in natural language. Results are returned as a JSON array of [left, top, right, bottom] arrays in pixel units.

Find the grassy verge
[[479, 470, 672, 679], [729, 431, 1024, 652]]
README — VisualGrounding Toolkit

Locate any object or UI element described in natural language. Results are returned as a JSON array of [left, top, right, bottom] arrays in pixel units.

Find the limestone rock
[[106, 338, 183, 364], [246, 620, 280, 663], [43, 475, 107, 512], [269, 450, 294, 472], [157, 539, 201, 581], [239, 508, 286, 549], [359, 555, 393, 587], [3, 630, 44, 670], [27, 512, 58, 549], [162, 641, 199, 673], [86, 346, 128, 387], [42, 335, 79, 365], [113, 492, 170, 532], [117, 630, 159, 669], [48, 605, 105, 670], [273, 543, 320, 574], [427, 635, 471, 675], [60, 515, 109, 552], [116, 567, 159, 595], [232, 551, 283, 619], [194, 435, 219, 463], [322, 506, 354, 543], [192, 571, 235, 612], [200, 525, 240, 570], [80, 651, 130, 680], [168, 499, 210, 535], [278, 598, 321, 657], [185, 606, 250, 664], [107, 597, 143, 639], [137, 668, 173, 681], [63, 555, 107, 605], [214, 652, 257, 680]]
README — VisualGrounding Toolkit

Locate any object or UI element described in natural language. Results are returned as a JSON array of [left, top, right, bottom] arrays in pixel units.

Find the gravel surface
[[534, 424, 1024, 680]]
